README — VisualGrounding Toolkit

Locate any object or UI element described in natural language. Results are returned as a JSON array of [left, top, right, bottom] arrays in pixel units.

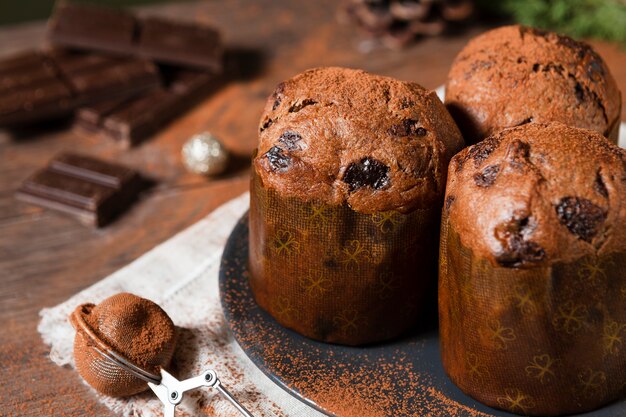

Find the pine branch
[[476, 0, 626, 46]]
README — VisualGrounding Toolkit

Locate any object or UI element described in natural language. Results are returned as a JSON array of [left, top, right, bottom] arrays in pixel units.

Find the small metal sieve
[[70, 296, 254, 417]]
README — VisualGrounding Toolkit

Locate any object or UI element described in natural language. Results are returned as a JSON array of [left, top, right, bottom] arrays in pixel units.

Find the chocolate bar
[[16, 153, 144, 227], [0, 49, 160, 126], [48, 4, 222, 72], [75, 68, 224, 146]]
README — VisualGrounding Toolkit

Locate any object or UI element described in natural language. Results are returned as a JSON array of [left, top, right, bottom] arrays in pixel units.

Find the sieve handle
[[150, 369, 256, 417], [215, 384, 255, 417], [196, 370, 255, 417], [147, 379, 176, 417]]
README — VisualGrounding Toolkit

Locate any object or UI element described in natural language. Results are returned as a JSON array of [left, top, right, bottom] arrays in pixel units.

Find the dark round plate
[[219, 214, 625, 417]]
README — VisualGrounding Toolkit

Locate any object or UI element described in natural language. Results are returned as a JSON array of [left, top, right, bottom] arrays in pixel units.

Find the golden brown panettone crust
[[255, 67, 464, 214], [445, 25, 622, 144], [440, 123, 626, 415], [249, 67, 464, 345], [446, 122, 626, 268]]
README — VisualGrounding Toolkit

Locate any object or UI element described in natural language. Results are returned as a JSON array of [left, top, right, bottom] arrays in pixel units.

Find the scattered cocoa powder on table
[[1, 342, 102, 417], [229, 300, 494, 417]]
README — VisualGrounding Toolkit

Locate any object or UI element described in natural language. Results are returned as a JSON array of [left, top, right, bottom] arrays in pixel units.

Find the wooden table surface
[[1, 1, 625, 415]]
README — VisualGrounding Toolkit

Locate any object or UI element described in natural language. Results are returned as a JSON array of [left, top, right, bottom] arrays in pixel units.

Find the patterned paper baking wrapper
[[438, 210, 626, 416], [248, 170, 440, 346]]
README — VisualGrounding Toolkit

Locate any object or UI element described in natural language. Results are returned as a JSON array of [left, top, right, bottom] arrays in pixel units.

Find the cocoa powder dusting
[[162, 306, 287, 417], [232, 317, 494, 417], [72, 293, 177, 397], [219, 215, 506, 416], [1, 342, 102, 417]]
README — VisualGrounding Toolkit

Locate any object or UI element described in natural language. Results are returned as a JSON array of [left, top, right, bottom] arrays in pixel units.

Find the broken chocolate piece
[[0, 49, 160, 126], [0, 52, 58, 93], [75, 69, 223, 146], [15, 153, 144, 227], [139, 17, 222, 71], [555, 196, 607, 242], [343, 157, 390, 192], [48, 4, 222, 72]]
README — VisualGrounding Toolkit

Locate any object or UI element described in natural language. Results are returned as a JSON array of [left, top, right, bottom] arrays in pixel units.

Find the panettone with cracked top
[[249, 67, 464, 345], [255, 66, 464, 213], [439, 122, 626, 416]]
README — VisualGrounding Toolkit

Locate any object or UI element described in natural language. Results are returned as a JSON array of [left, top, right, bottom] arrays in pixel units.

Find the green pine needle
[[476, 0, 626, 46]]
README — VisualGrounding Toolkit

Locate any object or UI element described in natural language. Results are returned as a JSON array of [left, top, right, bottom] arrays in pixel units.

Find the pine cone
[[339, 0, 474, 49]]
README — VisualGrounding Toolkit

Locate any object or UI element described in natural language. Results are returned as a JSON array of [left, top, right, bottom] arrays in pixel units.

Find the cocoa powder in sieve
[[72, 293, 177, 397], [85, 293, 176, 371]]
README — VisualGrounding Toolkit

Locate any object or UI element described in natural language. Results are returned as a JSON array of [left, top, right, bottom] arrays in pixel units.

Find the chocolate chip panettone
[[439, 122, 626, 415], [445, 25, 622, 145], [250, 67, 464, 345]]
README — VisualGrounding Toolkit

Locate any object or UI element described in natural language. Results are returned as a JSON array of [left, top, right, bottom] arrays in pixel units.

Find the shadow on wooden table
[[4, 118, 73, 141], [224, 46, 267, 82]]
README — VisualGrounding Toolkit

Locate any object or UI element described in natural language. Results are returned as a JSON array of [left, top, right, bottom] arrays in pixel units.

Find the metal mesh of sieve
[[70, 293, 177, 397]]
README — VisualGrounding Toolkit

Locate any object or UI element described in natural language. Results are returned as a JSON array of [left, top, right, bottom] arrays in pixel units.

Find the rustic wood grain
[[1, 1, 625, 416]]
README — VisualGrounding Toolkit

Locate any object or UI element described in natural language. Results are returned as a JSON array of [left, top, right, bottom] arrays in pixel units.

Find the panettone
[[445, 25, 622, 145], [249, 67, 464, 345], [439, 122, 626, 415]]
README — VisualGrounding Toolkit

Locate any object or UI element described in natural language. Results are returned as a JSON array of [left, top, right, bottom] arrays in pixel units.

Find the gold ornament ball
[[182, 132, 229, 176]]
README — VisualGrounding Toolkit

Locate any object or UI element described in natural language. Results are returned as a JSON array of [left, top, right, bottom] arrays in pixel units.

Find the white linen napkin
[[38, 192, 324, 417]]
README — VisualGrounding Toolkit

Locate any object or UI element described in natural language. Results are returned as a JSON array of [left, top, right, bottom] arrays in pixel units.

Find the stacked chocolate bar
[[0, 50, 160, 126], [12, 4, 226, 227], [2, 3, 224, 146]]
